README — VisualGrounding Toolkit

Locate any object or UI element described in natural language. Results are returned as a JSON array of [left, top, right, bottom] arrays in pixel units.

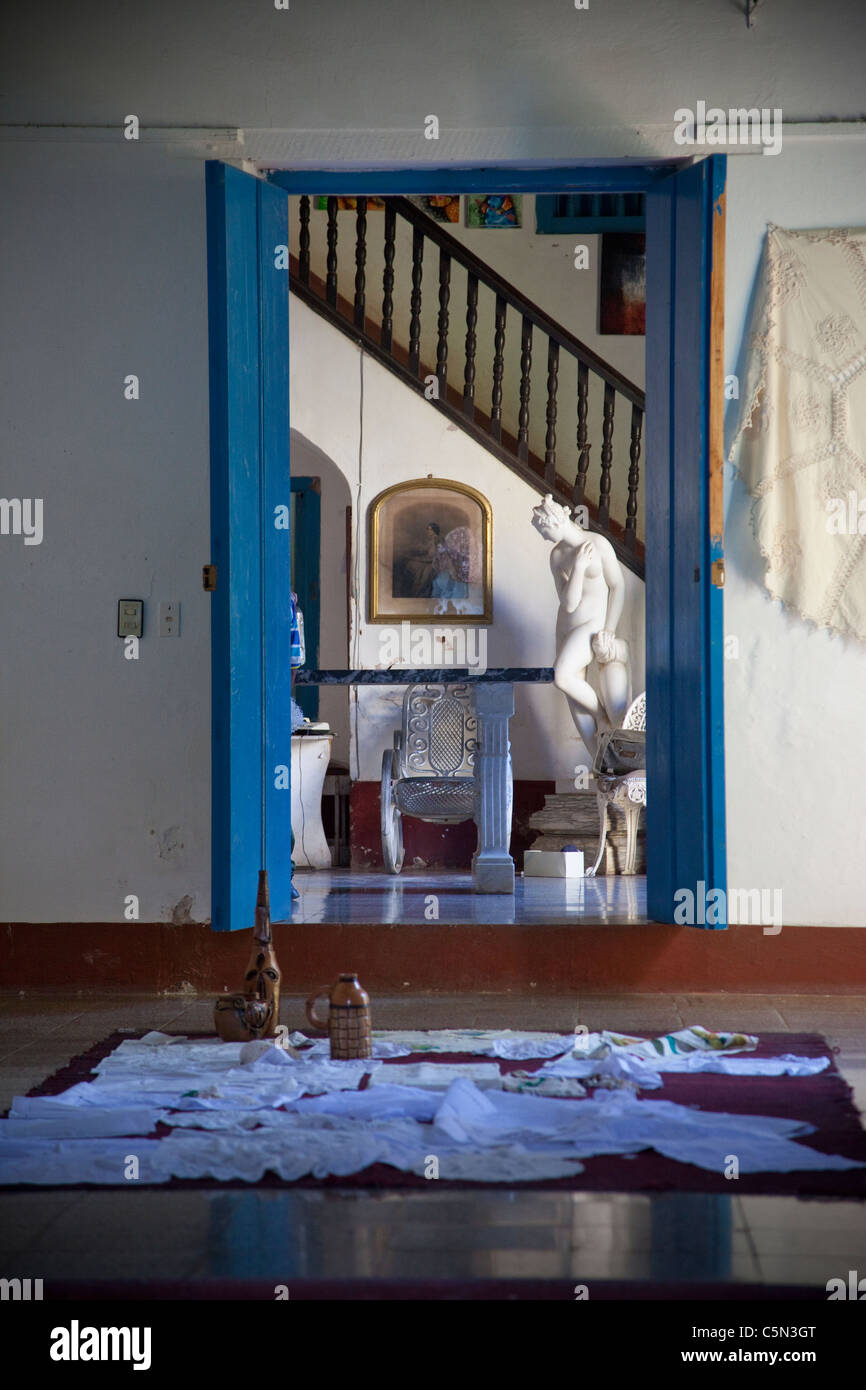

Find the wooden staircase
[[290, 194, 645, 577]]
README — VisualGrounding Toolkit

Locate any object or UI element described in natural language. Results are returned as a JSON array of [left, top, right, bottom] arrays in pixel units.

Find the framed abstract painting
[[368, 479, 493, 622], [464, 194, 522, 229]]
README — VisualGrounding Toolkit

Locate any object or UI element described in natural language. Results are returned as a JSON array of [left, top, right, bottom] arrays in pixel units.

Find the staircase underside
[[290, 258, 645, 578]]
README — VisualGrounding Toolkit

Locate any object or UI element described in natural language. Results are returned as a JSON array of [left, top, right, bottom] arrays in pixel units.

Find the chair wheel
[[381, 747, 405, 874]]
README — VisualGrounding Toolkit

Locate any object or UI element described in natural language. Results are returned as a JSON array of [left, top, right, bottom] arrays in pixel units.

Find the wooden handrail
[[389, 196, 645, 409], [288, 257, 645, 577], [289, 193, 646, 579]]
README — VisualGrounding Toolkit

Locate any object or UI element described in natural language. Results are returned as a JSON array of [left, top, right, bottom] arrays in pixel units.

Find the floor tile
[[736, 1196, 866, 1230], [0, 1192, 84, 1257], [754, 1255, 850, 1288], [39, 1252, 202, 1282], [292, 868, 648, 926]]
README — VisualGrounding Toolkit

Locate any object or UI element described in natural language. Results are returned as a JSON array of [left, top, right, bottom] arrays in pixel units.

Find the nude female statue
[[531, 495, 630, 760]]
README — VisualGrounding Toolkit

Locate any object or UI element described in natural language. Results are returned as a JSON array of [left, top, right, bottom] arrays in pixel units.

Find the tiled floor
[[292, 868, 647, 924], [1, 991, 864, 1294]]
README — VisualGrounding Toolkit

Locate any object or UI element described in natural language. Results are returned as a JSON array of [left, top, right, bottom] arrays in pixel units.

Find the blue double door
[[206, 159, 727, 930]]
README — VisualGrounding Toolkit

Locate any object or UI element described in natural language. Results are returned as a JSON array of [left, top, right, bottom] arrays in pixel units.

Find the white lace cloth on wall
[[729, 224, 866, 641]]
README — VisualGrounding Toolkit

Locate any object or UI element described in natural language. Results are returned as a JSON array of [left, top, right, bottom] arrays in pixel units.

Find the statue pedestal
[[527, 790, 646, 876]]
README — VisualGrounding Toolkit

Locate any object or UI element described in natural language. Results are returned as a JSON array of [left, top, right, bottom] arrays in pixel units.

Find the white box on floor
[[523, 849, 585, 878]]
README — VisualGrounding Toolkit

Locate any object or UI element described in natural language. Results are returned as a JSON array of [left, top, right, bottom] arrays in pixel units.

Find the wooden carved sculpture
[[214, 870, 282, 1042]]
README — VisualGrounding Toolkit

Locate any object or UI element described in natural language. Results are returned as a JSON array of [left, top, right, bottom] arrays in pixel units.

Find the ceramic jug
[[306, 973, 372, 1059]]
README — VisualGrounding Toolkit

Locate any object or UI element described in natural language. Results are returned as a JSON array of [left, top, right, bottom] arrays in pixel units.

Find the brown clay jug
[[306, 973, 372, 1060]]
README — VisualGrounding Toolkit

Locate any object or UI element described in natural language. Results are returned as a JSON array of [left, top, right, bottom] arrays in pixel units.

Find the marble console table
[[295, 669, 554, 894]]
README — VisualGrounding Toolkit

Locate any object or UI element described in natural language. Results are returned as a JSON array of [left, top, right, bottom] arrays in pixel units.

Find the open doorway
[[285, 187, 647, 926], [206, 159, 727, 934]]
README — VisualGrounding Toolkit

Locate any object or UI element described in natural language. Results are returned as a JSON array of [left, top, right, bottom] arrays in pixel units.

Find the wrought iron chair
[[380, 682, 490, 874], [587, 691, 647, 877]]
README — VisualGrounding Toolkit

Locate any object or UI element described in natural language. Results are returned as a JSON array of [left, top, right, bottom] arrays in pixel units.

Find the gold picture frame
[[368, 478, 493, 624]]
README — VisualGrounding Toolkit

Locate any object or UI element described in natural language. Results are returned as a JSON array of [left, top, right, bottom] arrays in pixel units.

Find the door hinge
[[202, 564, 218, 592], [711, 559, 725, 588]]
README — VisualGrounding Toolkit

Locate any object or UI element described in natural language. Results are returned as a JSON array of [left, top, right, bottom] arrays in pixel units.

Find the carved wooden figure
[[214, 870, 282, 1042]]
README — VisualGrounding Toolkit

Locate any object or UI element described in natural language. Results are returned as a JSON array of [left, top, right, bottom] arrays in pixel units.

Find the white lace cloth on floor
[[728, 223, 866, 640], [0, 1027, 858, 1186]]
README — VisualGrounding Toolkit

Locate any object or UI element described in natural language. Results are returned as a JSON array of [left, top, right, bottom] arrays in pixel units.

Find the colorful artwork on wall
[[599, 233, 646, 335], [368, 479, 493, 622], [464, 194, 523, 229], [314, 196, 387, 211], [408, 195, 461, 224]]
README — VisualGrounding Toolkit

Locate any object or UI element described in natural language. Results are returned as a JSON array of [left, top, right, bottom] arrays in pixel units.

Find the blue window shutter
[[536, 192, 646, 234]]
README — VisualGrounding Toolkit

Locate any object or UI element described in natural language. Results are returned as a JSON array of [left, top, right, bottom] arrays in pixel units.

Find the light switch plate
[[118, 599, 143, 638], [159, 601, 180, 637]]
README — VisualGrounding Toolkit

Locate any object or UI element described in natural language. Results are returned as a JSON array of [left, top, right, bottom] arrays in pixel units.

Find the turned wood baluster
[[545, 338, 559, 487], [625, 403, 643, 547], [408, 227, 424, 377], [463, 272, 478, 418], [298, 195, 311, 286], [573, 360, 591, 508], [598, 383, 616, 528], [490, 294, 506, 442], [353, 196, 367, 328], [325, 197, 338, 308], [517, 316, 532, 462], [381, 203, 396, 353], [436, 250, 451, 399]]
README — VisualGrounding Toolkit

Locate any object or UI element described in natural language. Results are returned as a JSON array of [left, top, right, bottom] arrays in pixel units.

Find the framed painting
[[368, 479, 493, 623], [408, 194, 461, 224], [599, 232, 646, 335], [465, 194, 522, 229]]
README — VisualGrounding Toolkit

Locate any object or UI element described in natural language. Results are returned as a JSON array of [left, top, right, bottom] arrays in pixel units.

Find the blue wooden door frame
[[206, 163, 293, 930], [645, 156, 727, 924], [207, 159, 727, 928]]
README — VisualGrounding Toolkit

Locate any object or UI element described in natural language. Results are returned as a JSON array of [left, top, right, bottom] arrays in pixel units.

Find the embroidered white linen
[[0, 1030, 860, 1186], [728, 223, 866, 640]]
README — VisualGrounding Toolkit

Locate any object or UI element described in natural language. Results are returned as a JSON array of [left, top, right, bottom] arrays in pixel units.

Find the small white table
[[291, 727, 333, 869]]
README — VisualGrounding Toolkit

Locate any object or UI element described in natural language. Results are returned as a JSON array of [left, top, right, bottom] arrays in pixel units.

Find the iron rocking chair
[[380, 682, 483, 874]]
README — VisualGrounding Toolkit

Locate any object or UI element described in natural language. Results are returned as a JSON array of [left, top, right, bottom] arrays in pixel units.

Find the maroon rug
[[43, 1277, 827, 1301], [10, 1029, 866, 1197]]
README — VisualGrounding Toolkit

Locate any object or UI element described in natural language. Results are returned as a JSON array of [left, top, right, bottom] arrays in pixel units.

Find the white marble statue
[[531, 494, 630, 760]]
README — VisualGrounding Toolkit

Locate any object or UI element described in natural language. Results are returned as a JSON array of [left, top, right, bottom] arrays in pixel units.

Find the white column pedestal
[[472, 683, 515, 894]]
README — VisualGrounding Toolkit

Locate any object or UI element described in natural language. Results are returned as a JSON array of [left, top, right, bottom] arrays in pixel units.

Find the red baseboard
[[1, 920, 865, 994]]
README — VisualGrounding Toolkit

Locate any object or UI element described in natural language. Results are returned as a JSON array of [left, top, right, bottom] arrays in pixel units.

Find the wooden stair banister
[[388, 196, 645, 409], [289, 193, 646, 578]]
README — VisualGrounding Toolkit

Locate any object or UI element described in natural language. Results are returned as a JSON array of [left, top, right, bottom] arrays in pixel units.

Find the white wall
[[289, 296, 645, 784], [2, 0, 866, 923], [4, 1, 864, 135], [724, 143, 866, 926], [0, 143, 212, 923]]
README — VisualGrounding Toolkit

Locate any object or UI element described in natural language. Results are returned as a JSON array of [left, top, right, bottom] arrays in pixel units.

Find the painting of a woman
[[369, 479, 492, 622]]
